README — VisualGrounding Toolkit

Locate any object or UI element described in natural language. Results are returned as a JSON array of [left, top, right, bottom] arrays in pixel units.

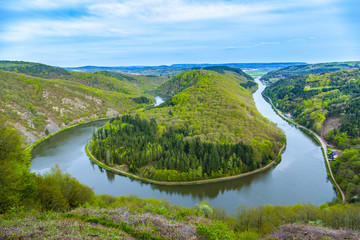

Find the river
[[31, 79, 336, 213]]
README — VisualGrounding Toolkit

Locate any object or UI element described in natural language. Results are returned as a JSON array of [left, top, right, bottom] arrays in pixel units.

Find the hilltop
[[261, 61, 360, 84], [89, 69, 285, 182]]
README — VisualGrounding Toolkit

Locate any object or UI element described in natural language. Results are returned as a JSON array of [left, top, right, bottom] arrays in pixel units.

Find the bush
[[196, 201, 213, 217], [36, 164, 95, 211]]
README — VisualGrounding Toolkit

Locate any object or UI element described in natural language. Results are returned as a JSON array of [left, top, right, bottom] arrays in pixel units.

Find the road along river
[[31, 79, 336, 213]]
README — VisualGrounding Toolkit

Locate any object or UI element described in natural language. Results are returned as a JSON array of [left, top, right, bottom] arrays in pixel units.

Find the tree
[[0, 118, 37, 213]]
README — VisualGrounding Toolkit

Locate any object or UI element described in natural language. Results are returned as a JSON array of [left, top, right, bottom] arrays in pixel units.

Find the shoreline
[[26, 117, 113, 152], [85, 142, 286, 186], [262, 93, 346, 203]]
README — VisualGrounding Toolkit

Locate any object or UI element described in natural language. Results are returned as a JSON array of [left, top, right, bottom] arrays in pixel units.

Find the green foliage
[[197, 221, 237, 240], [0, 119, 37, 213], [265, 69, 360, 201], [261, 61, 360, 83], [333, 148, 360, 202], [196, 201, 213, 217], [146, 70, 285, 154], [36, 164, 95, 211], [90, 114, 256, 180]]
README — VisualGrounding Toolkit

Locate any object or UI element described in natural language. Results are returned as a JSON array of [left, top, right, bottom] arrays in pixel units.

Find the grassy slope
[[141, 69, 285, 158], [2, 195, 360, 240], [0, 69, 154, 142], [261, 61, 360, 84]]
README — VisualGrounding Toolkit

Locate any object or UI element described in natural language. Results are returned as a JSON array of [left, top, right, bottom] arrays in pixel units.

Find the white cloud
[[2, 0, 279, 41], [7, 0, 97, 10], [89, 0, 275, 22]]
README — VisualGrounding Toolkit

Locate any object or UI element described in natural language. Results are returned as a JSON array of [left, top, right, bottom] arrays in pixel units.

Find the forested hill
[[261, 61, 360, 84], [90, 69, 285, 182], [0, 60, 169, 92], [0, 67, 156, 143], [156, 66, 257, 98], [264, 69, 360, 202]]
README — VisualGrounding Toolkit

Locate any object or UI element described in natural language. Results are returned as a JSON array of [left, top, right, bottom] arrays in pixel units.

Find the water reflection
[[150, 166, 275, 199]]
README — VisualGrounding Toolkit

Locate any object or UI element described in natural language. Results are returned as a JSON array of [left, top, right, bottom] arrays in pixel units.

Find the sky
[[0, 0, 359, 67]]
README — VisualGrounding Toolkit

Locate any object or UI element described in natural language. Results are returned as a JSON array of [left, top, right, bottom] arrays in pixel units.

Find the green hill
[[0, 69, 155, 143], [89, 69, 285, 182], [264, 69, 360, 202], [261, 61, 360, 84], [156, 66, 257, 98], [0, 60, 169, 92]]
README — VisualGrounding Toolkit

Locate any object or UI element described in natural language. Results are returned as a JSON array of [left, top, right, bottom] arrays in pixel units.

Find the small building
[[329, 150, 342, 160], [329, 151, 337, 160]]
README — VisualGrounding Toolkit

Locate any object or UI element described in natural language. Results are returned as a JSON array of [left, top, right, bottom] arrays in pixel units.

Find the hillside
[[89, 69, 285, 182], [0, 60, 169, 92], [0, 69, 154, 143], [156, 66, 257, 98], [261, 61, 360, 84], [264, 69, 360, 202]]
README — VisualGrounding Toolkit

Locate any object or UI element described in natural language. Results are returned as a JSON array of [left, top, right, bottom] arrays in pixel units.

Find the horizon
[[1, 0, 359, 67]]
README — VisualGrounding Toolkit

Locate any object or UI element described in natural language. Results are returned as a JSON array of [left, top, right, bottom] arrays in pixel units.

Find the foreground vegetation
[[89, 69, 285, 182], [264, 69, 360, 202]]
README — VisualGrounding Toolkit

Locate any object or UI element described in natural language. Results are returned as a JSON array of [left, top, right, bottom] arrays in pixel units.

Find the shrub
[[36, 164, 95, 211]]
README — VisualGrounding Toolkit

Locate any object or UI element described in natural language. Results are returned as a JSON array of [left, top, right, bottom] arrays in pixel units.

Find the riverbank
[[85, 142, 286, 186], [262, 93, 346, 203], [26, 117, 113, 152]]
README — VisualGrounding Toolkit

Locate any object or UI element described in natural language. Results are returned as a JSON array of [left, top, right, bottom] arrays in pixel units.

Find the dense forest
[[90, 115, 261, 181], [264, 69, 360, 202], [89, 69, 285, 181], [261, 61, 360, 84]]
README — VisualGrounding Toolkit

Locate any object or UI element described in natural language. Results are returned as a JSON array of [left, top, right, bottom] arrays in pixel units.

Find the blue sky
[[0, 0, 359, 67]]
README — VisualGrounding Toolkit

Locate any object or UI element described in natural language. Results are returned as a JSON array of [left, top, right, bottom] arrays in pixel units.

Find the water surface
[[31, 79, 336, 213]]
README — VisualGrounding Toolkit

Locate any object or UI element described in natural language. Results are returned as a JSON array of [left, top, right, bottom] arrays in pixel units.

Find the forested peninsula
[[88, 68, 285, 182]]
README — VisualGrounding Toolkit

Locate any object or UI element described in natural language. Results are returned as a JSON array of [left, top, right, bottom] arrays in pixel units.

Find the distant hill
[[66, 62, 305, 76], [261, 61, 360, 84], [0, 61, 162, 142], [0, 60, 169, 92]]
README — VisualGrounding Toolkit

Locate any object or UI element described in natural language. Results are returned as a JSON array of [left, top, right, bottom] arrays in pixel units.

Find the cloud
[[1, 0, 279, 41], [1, 0, 358, 66], [6, 0, 97, 10], [89, 0, 274, 22]]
